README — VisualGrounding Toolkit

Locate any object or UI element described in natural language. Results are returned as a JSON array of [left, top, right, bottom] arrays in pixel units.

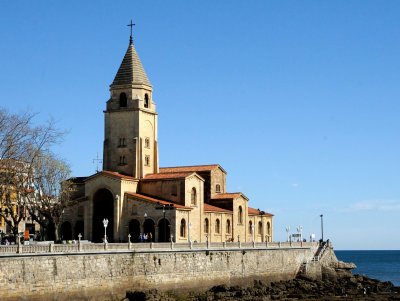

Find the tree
[[28, 153, 76, 242], [0, 108, 65, 241]]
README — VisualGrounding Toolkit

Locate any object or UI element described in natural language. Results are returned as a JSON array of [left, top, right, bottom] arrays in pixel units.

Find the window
[[204, 218, 209, 233], [238, 206, 243, 224], [226, 219, 231, 233], [215, 219, 220, 234], [180, 219, 186, 237], [267, 222, 271, 235], [119, 138, 126, 147], [145, 155, 150, 166], [258, 221, 263, 235], [216, 184, 221, 193], [191, 187, 197, 205], [144, 94, 149, 108], [119, 156, 126, 165], [120, 92, 127, 107], [171, 184, 177, 196], [144, 137, 150, 148], [249, 221, 253, 233]]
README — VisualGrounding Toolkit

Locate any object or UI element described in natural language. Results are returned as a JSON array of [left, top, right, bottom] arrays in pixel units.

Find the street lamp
[[285, 226, 290, 242], [155, 202, 174, 242], [297, 225, 303, 242], [188, 222, 192, 243], [102, 218, 109, 243], [320, 214, 324, 242]]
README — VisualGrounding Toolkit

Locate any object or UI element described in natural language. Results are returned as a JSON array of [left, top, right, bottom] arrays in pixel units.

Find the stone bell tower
[[103, 33, 159, 178]]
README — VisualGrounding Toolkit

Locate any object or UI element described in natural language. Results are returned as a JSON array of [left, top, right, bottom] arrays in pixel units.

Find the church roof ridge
[[159, 164, 226, 173], [112, 42, 151, 86], [248, 207, 274, 216], [125, 192, 192, 210], [204, 203, 232, 213], [211, 192, 249, 200], [142, 171, 199, 181], [85, 170, 138, 181]]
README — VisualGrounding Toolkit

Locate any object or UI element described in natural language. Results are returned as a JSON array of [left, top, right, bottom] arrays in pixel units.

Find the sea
[[335, 250, 400, 286]]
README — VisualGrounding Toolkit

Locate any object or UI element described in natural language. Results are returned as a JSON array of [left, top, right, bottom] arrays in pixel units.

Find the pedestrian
[[150, 232, 153, 242], [144, 233, 148, 242]]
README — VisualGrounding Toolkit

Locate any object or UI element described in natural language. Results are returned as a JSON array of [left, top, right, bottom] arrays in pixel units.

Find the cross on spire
[[127, 19, 135, 44]]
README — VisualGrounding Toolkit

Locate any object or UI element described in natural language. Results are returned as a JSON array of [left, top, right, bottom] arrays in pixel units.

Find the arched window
[[191, 187, 197, 205], [180, 219, 186, 237], [226, 219, 231, 233], [216, 184, 221, 193], [144, 94, 149, 108], [238, 206, 243, 224], [119, 92, 127, 107], [267, 222, 271, 235], [145, 137, 150, 148], [249, 221, 253, 233], [204, 218, 209, 233], [258, 221, 262, 235], [215, 219, 220, 234], [145, 155, 150, 166]]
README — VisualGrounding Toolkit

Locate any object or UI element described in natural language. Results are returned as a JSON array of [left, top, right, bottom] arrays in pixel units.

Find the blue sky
[[1, 1, 399, 249]]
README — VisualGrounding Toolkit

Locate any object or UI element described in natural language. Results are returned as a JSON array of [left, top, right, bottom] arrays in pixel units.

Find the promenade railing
[[0, 241, 318, 255]]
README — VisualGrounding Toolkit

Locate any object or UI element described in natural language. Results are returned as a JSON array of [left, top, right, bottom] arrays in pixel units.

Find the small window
[[238, 206, 243, 224], [120, 92, 127, 107], [215, 219, 220, 234], [216, 184, 221, 193], [204, 218, 209, 233], [119, 138, 126, 147], [258, 221, 263, 235], [144, 94, 149, 108], [171, 184, 177, 196], [119, 156, 126, 165], [180, 219, 186, 237], [144, 137, 150, 149], [144, 155, 150, 167], [191, 187, 197, 205], [226, 219, 231, 233]]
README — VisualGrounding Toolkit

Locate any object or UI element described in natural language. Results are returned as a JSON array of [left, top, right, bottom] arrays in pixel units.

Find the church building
[[65, 32, 273, 244]]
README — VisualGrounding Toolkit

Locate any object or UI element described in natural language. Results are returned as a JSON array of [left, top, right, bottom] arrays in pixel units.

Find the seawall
[[0, 245, 318, 300]]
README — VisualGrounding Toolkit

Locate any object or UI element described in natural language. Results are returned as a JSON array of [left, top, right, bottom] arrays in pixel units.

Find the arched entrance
[[143, 219, 155, 242], [60, 221, 72, 240], [74, 220, 84, 239], [158, 218, 170, 242], [129, 219, 140, 242], [92, 189, 114, 242]]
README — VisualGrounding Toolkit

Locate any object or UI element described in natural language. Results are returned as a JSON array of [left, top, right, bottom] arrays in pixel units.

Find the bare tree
[[28, 153, 76, 242], [0, 108, 64, 241]]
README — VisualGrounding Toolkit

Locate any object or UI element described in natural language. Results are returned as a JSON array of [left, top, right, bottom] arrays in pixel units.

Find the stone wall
[[0, 246, 317, 300]]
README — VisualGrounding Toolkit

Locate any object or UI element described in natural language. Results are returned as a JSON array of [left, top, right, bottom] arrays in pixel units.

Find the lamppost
[[155, 202, 174, 242], [320, 214, 324, 242], [285, 226, 290, 242], [188, 222, 192, 243], [297, 225, 303, 242], [102, 218, 108, 243]]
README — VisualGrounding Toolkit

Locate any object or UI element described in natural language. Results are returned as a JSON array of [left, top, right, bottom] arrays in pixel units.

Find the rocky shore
[[126, 274, 400, 300]]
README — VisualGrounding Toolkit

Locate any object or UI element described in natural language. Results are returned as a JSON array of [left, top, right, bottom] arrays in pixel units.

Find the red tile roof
[[248, 207, 274, 216], [212, 192, 249, 201], [159, 164, 225, 173], [142, 172, 196, 181], [85, 170, 138, 181], [125, 193, 192, 210], [204, 203, 232, 213]]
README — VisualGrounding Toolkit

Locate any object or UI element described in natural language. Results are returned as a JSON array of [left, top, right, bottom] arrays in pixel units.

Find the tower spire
[[127, 19, 135, 44]]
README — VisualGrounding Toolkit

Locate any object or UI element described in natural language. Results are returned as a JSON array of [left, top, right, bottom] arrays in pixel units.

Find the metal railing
[[0, 241, 319, 255]]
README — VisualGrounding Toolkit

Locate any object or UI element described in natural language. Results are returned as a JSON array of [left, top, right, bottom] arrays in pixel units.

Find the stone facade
[[63, 36, 274, 244]]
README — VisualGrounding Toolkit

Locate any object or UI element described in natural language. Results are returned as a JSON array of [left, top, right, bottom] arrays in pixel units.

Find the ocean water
[[335, 250, 400, 286]]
